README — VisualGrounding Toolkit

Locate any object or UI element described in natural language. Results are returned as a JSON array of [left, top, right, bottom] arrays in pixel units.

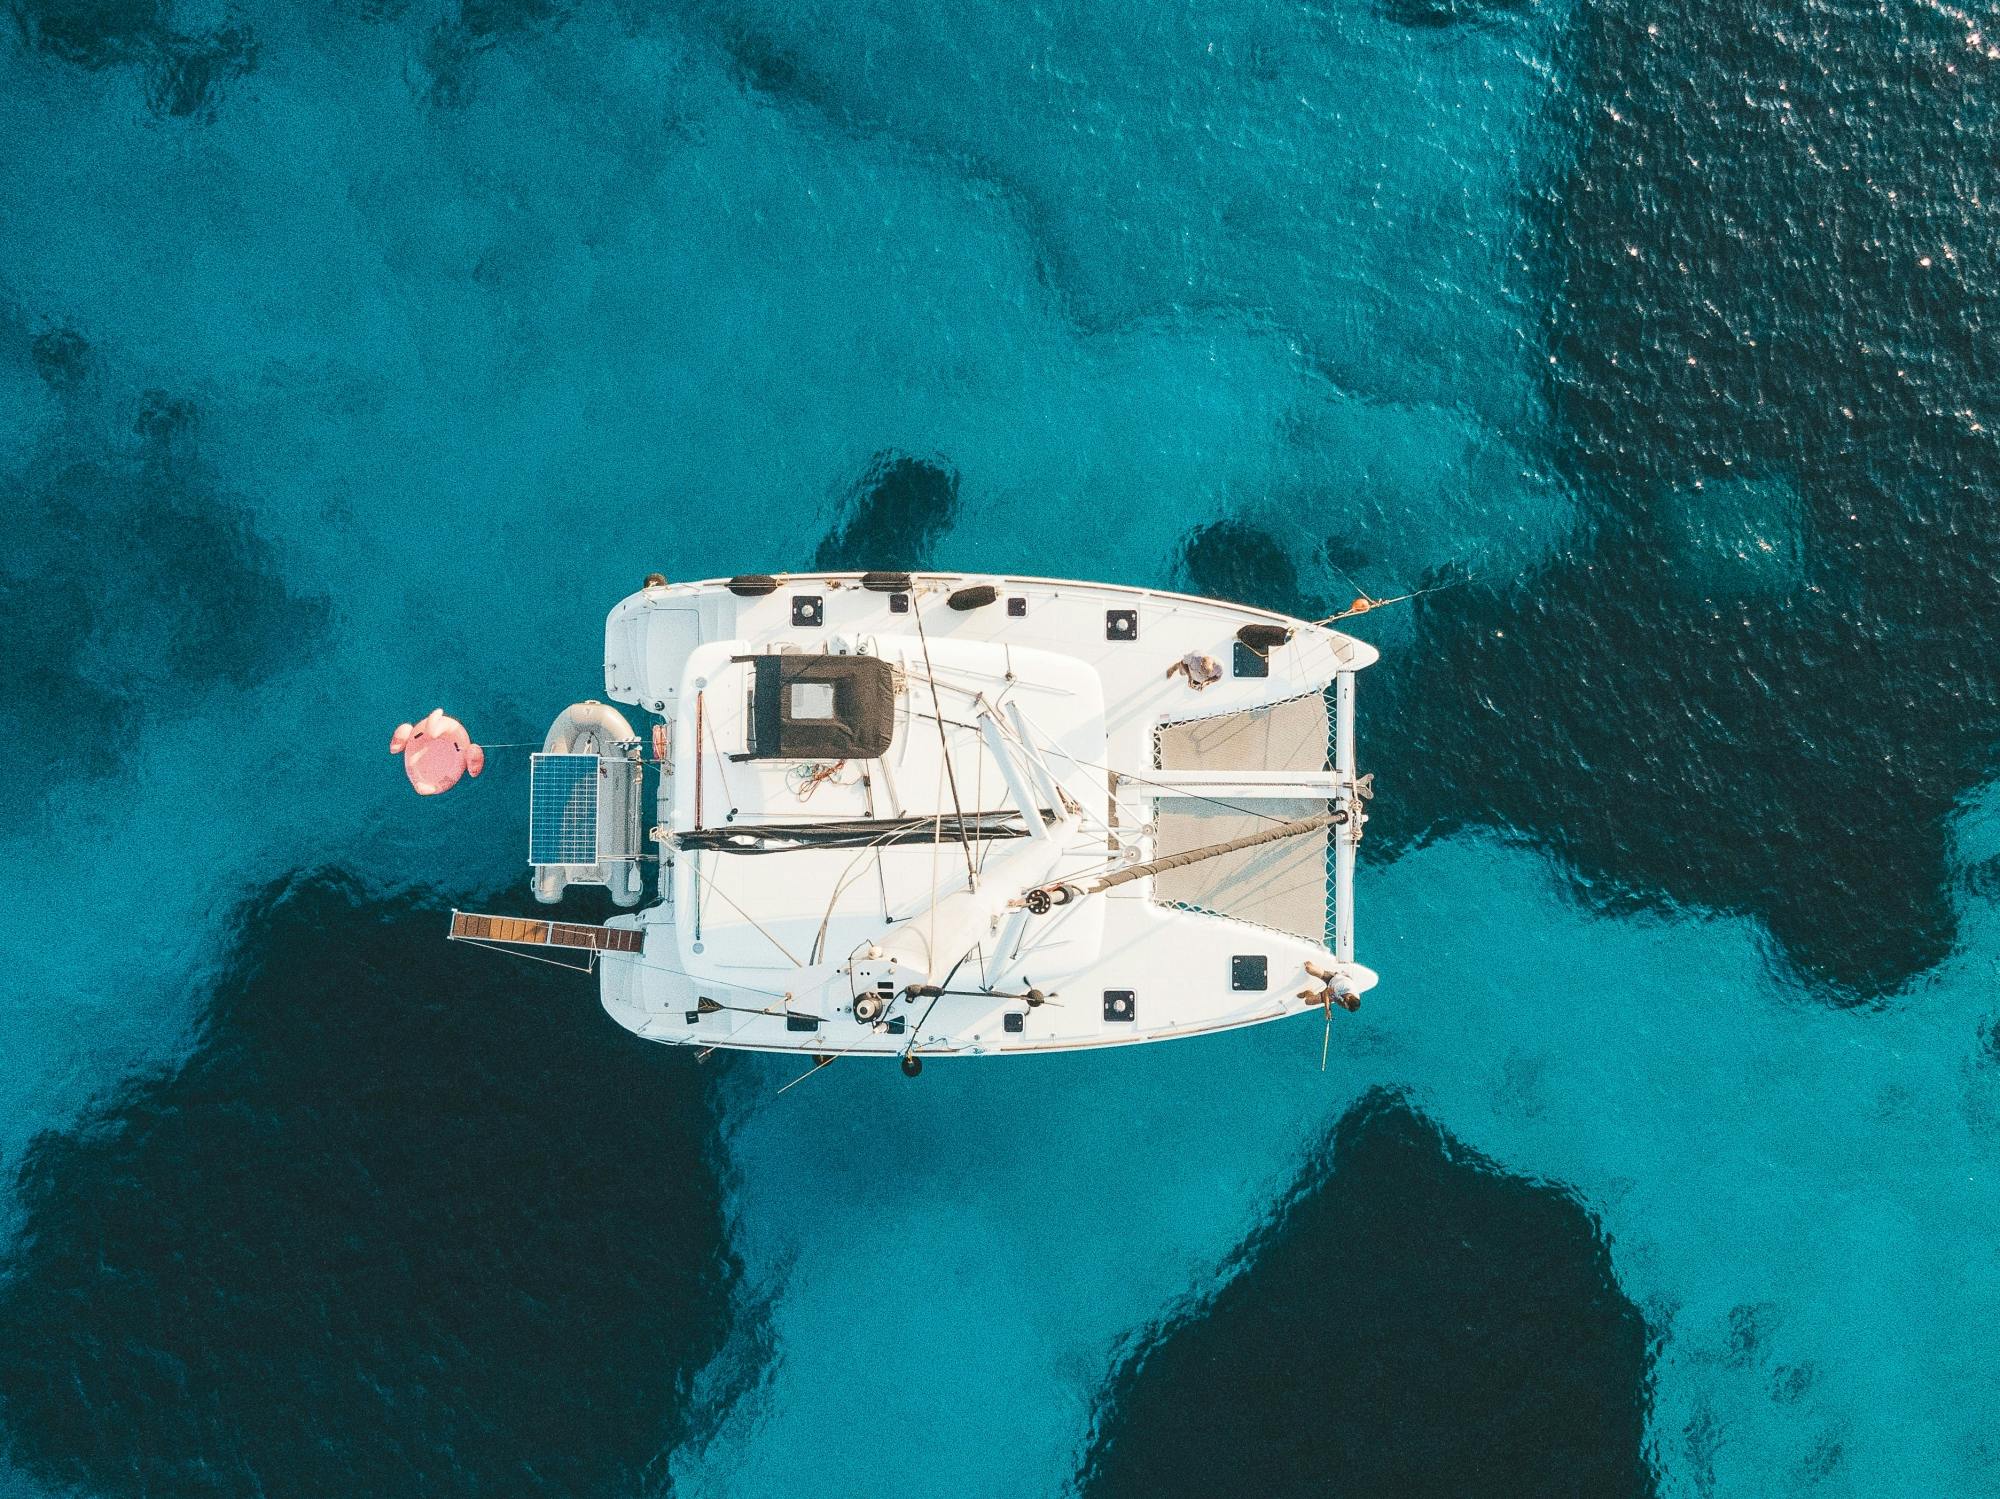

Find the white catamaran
[[448, 571, 1379, 1071]]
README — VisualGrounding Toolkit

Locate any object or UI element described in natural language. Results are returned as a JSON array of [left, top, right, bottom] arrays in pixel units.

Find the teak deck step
[[448, 911, 644, 953]]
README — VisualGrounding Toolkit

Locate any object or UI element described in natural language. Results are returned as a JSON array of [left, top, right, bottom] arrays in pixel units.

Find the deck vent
[[1104, 989, 1136, 1022], [889, 592, 911, 614], [792, 595, 824, 627], [1007, 596, 1028, 617], [1106, 608, 1138, 641], [1004, 1011, 1026, 1034], [1232, 640, 1270, 678], [1230, 955, 1269, 991]]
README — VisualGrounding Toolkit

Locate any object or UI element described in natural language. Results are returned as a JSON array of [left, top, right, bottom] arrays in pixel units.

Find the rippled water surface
[[3, 0, 1998, 1494]]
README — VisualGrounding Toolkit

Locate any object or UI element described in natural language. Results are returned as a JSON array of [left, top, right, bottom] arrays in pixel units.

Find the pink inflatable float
[[389, 709, 485, 795]]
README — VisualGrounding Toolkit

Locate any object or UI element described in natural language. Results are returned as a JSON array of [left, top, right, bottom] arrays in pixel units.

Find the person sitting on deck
[[1165, 651, 1223, 691]]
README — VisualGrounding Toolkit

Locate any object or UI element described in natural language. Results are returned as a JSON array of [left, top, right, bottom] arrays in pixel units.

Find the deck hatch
[[1106, 608, 1138, 641], [740, 653, 895, 760], [1104, 989, 1136, 1022], [1230, 955, 1269, 991]]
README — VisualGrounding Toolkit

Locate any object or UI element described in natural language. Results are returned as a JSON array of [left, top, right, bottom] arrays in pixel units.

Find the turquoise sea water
[[4, 0, 1999, 1493]]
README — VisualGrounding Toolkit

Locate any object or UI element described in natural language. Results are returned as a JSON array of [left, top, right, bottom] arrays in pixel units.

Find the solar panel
[[529, 754, 600, 865]]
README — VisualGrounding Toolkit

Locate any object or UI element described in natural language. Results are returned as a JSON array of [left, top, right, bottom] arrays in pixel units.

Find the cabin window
[[790, 682, 837, 719]]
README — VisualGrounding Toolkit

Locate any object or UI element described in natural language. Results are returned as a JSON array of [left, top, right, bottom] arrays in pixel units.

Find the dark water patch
[[1080, 1090, 1654, 1499], [1160, 2, 2000, 1011], [813, 451, 961, 571], [714, 18, 842, 116], [411, 17, 477, 107], [1724, 1300, 1777, 1368], [1380, 553, 1975, 998], [1464, 0, 2000, 998], [1802, 1430, 1845, 1485], [457, 0, 570, 39], [1163, 1, 2000, 999], [1979, 1014, 2000, 1065], [11, 0, 167, 67], [1173, 498, 1978, 996], [142, 21, 254, 116], [0, 872, 738, 1499], [12, 0, 256, 116], [1771, 1362, 1816, 1405], [0, 388, 327, 814], [1174, 517, 1325, 621], [407, 0, 573, 106], [28, 327, 89, 392], [1371, 0, 1532, 30]]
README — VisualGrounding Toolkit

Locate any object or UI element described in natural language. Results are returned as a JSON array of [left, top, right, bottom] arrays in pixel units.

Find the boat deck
[[591, 572, 1378, 1057]]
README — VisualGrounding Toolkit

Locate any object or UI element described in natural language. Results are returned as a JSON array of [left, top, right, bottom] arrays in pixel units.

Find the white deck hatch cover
[[529, 753, 601, 865]]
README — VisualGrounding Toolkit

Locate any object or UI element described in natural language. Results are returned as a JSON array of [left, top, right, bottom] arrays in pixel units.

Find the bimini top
[[740, 652, 896, 760]]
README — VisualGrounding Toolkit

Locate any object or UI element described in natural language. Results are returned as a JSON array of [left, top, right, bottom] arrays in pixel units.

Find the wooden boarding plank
[[449, 911, 643, 954]]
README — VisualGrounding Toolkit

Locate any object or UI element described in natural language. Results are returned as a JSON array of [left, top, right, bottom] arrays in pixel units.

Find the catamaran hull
[[549, 572, 1379, 1060]]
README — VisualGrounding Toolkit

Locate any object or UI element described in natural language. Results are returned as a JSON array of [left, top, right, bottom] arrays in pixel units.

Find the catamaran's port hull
[[597, 908, 1379, 1057]]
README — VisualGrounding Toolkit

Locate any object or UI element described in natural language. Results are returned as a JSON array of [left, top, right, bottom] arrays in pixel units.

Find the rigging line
[[911, 590, 979, 886], [928, 760, 944, 978], [975, 689, 1087, 825], [974, 720, 992, 878], [989, 713, 1111, 842], [774, 1054, 838, 1097], [623, 956, 797, 1006], [770, 1010, 924, 1097], [694, 872, 809, 968], [1323, 552, 1370, 606], [809, 813, 925, 963], [702, 695, 740, 820], [450, 937, 598, 974], [997, 716, 1306, 831], [914, 702, 1266, 841], [458, 921, 806, 1007], [1310, 570, 1477, 625], [1104, 764, 1301, 827], [901, 949, 973, 1059], [860, 769, 892, 922], [919, 985, 1058, 1002], [696, 847, 718, 939], [912, 661, 1078, 701]]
